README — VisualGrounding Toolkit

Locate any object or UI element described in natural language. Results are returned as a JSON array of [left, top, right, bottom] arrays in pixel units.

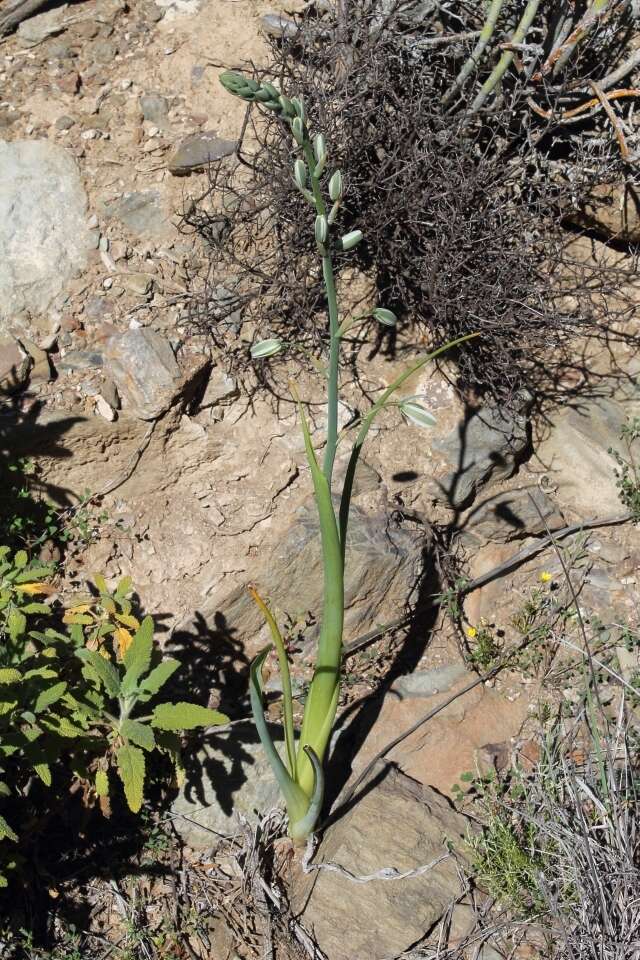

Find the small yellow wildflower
[[466, 626, 477, 638], [539, 571, 552, 583]]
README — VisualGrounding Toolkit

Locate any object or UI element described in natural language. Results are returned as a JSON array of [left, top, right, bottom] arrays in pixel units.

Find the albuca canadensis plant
[[220, 70, 476, 841]]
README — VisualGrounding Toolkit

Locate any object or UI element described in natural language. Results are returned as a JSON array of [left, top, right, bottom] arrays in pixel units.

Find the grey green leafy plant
[[220, 70, 477, 841], [609, 416, 640, 520]]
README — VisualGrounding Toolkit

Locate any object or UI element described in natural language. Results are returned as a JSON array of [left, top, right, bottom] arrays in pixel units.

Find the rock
[[105, 328, 206, 420], [101, 378, 120, 409], [537, 394, 640, 517], [101, 190, 168, 238], [122, 272, 153, 297], [199, 368, 239, 408], [93, 38, 119, 62], [17, 4, 69, 46], [260, 12, 299, 38], [95, 395, 116, 421], [139, 93, 170, 127], [20, 337, 52, 383], [0, 335, 30, 391], [459, 485, 565, 545], [392, 662, 469, 699], [569, 181, 640, 244], [291, 763, 472, 960], [190, 499, 422, 661], [84, 296, 113, 320], [170, 723, 284, 848], [432, 401, 530, 508], [347, 666, 527, 798], [0, 141, 93, 325], [168, 132, 237, 175], [155, 0, 202, 16], [55, 115, 76, 131], [56, 349, 104, 372]]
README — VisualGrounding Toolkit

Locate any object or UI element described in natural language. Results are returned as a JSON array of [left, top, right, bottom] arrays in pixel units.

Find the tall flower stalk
[[220, 71, 476, 840]]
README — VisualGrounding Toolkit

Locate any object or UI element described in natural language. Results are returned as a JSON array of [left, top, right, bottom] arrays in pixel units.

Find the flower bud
[[341, 230, 363, 251], [294, 159, 307, 190], [279, 95, 296, 118], [250, 338, 284, 359], [315, 215, 328, 247], [372, 307, 397, 326], [399, 400, 437, 428], [292, 97, 306, 121], [314, 133, 326, 164], [292, 116, 305, 144], [329, 169, 343, 202]]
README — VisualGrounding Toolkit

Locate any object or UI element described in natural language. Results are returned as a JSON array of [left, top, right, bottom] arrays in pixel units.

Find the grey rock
[[139, 93, 170, 127], [101, 190, 168, 238], [291, 763, 472, 960], [105, 328, 183, 419], [168, 132, 237, 175], [538, 393, 640, 517], [191, 64, 206, 86], [45, 39, 75, 60], [190, 499, 422, 660], [93, 39, 119, 62], [0, 336, 30, 391], [122, 272, 153, 297], [55, 115, 76, 131], [170, 723, 284, 848], [260, 12, 299, 38], [460, 486, 564, 545], [433, 403, 530, 508], [392, 663, 470, 699], [17, 5, 69, 46], [0, 141, 92, 325], [56, 349, 104, 372], [101, 378, 121, 410]]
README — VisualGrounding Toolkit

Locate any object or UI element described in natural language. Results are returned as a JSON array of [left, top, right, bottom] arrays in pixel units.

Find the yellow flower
[[466, 626, 477, 638], [539, 571, 552, 583]]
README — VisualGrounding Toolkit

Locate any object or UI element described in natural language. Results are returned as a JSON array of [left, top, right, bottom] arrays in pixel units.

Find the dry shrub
[[182, 0, 639, 408]]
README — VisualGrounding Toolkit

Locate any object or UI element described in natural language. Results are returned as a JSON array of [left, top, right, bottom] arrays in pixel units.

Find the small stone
[[93, 39, 119, 63], [102, 190, 167, 237], [200, 368, 239, 408], [45, 40, 75, 60], [139, 93, 169, 127], [98, 235, 110, 252], [105, 327, 181, 419], [87, 213, 99, 229], [75, 21, 100, 39], [168, 132, 237, 175], [56, 349, 104, 372], [84, 297, 112, 320], [39, 333, 58, 351], [81, 129, 99, 140], [190, 64, 206, 86], [20, 337, 52, 383], [55, 115, 76, 131], [103, 277, 114, 290], [17, 5, 69, 46], [260, 12, 299, 38], [392, 663, 470, 699], [95, 394, 116, 421], [122, 272, 153, 296], [100, 378, 120, 409], [120, 78, 133, 90]]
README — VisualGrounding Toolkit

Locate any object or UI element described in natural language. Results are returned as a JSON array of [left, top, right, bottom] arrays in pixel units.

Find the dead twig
[[589, 79, 631, 159]]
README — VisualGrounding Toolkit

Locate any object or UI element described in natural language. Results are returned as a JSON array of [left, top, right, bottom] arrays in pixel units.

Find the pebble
[[81, 129, 99, 140], [103, 277, 114, 289], [120, 78, 133, 89], [55, 115, 76, 131], [96, 394, 117, 421], [87, 213, 99, 229], [168, 132, 237, 174]]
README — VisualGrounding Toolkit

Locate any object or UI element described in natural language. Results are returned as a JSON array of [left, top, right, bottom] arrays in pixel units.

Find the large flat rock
[[0, 141, 93, 325]]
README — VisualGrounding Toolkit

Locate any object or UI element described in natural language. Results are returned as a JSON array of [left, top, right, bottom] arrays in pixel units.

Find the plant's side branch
[[469, 0, 542, 114], [589, 79, 631, 159], [442, 0, 506, 105]]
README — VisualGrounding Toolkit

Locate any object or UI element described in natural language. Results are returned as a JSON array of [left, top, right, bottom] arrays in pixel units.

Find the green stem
[[469, 0, 541, 114], [442, 0, 506, 105]]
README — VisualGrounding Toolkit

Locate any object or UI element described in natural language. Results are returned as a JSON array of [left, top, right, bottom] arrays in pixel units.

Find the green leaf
[[44, 716, 88, 738], [0, 669, 21, 684], [0, 701, 17, 716], [0, 782, 11, 797], [13, 551, 27, 570], [7, 609, 26, 641], [34, 682, 67, 714], [116, 744, 145, 813], [21, 603, 51, 614], [95, 770, 109, 797], [121, 616, 154, 695], [136, 659, 179, 702], [151, 702, 228, 731], [120, 719, 155, 752], [0, 815, 17, 843], [34, 763, 52, 786], [77, 649, 120, 698], [114, 576, 132, 601], [250, 339, 283, 359], [93, 574, 108, 595], [15, 567, 51, 583]]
